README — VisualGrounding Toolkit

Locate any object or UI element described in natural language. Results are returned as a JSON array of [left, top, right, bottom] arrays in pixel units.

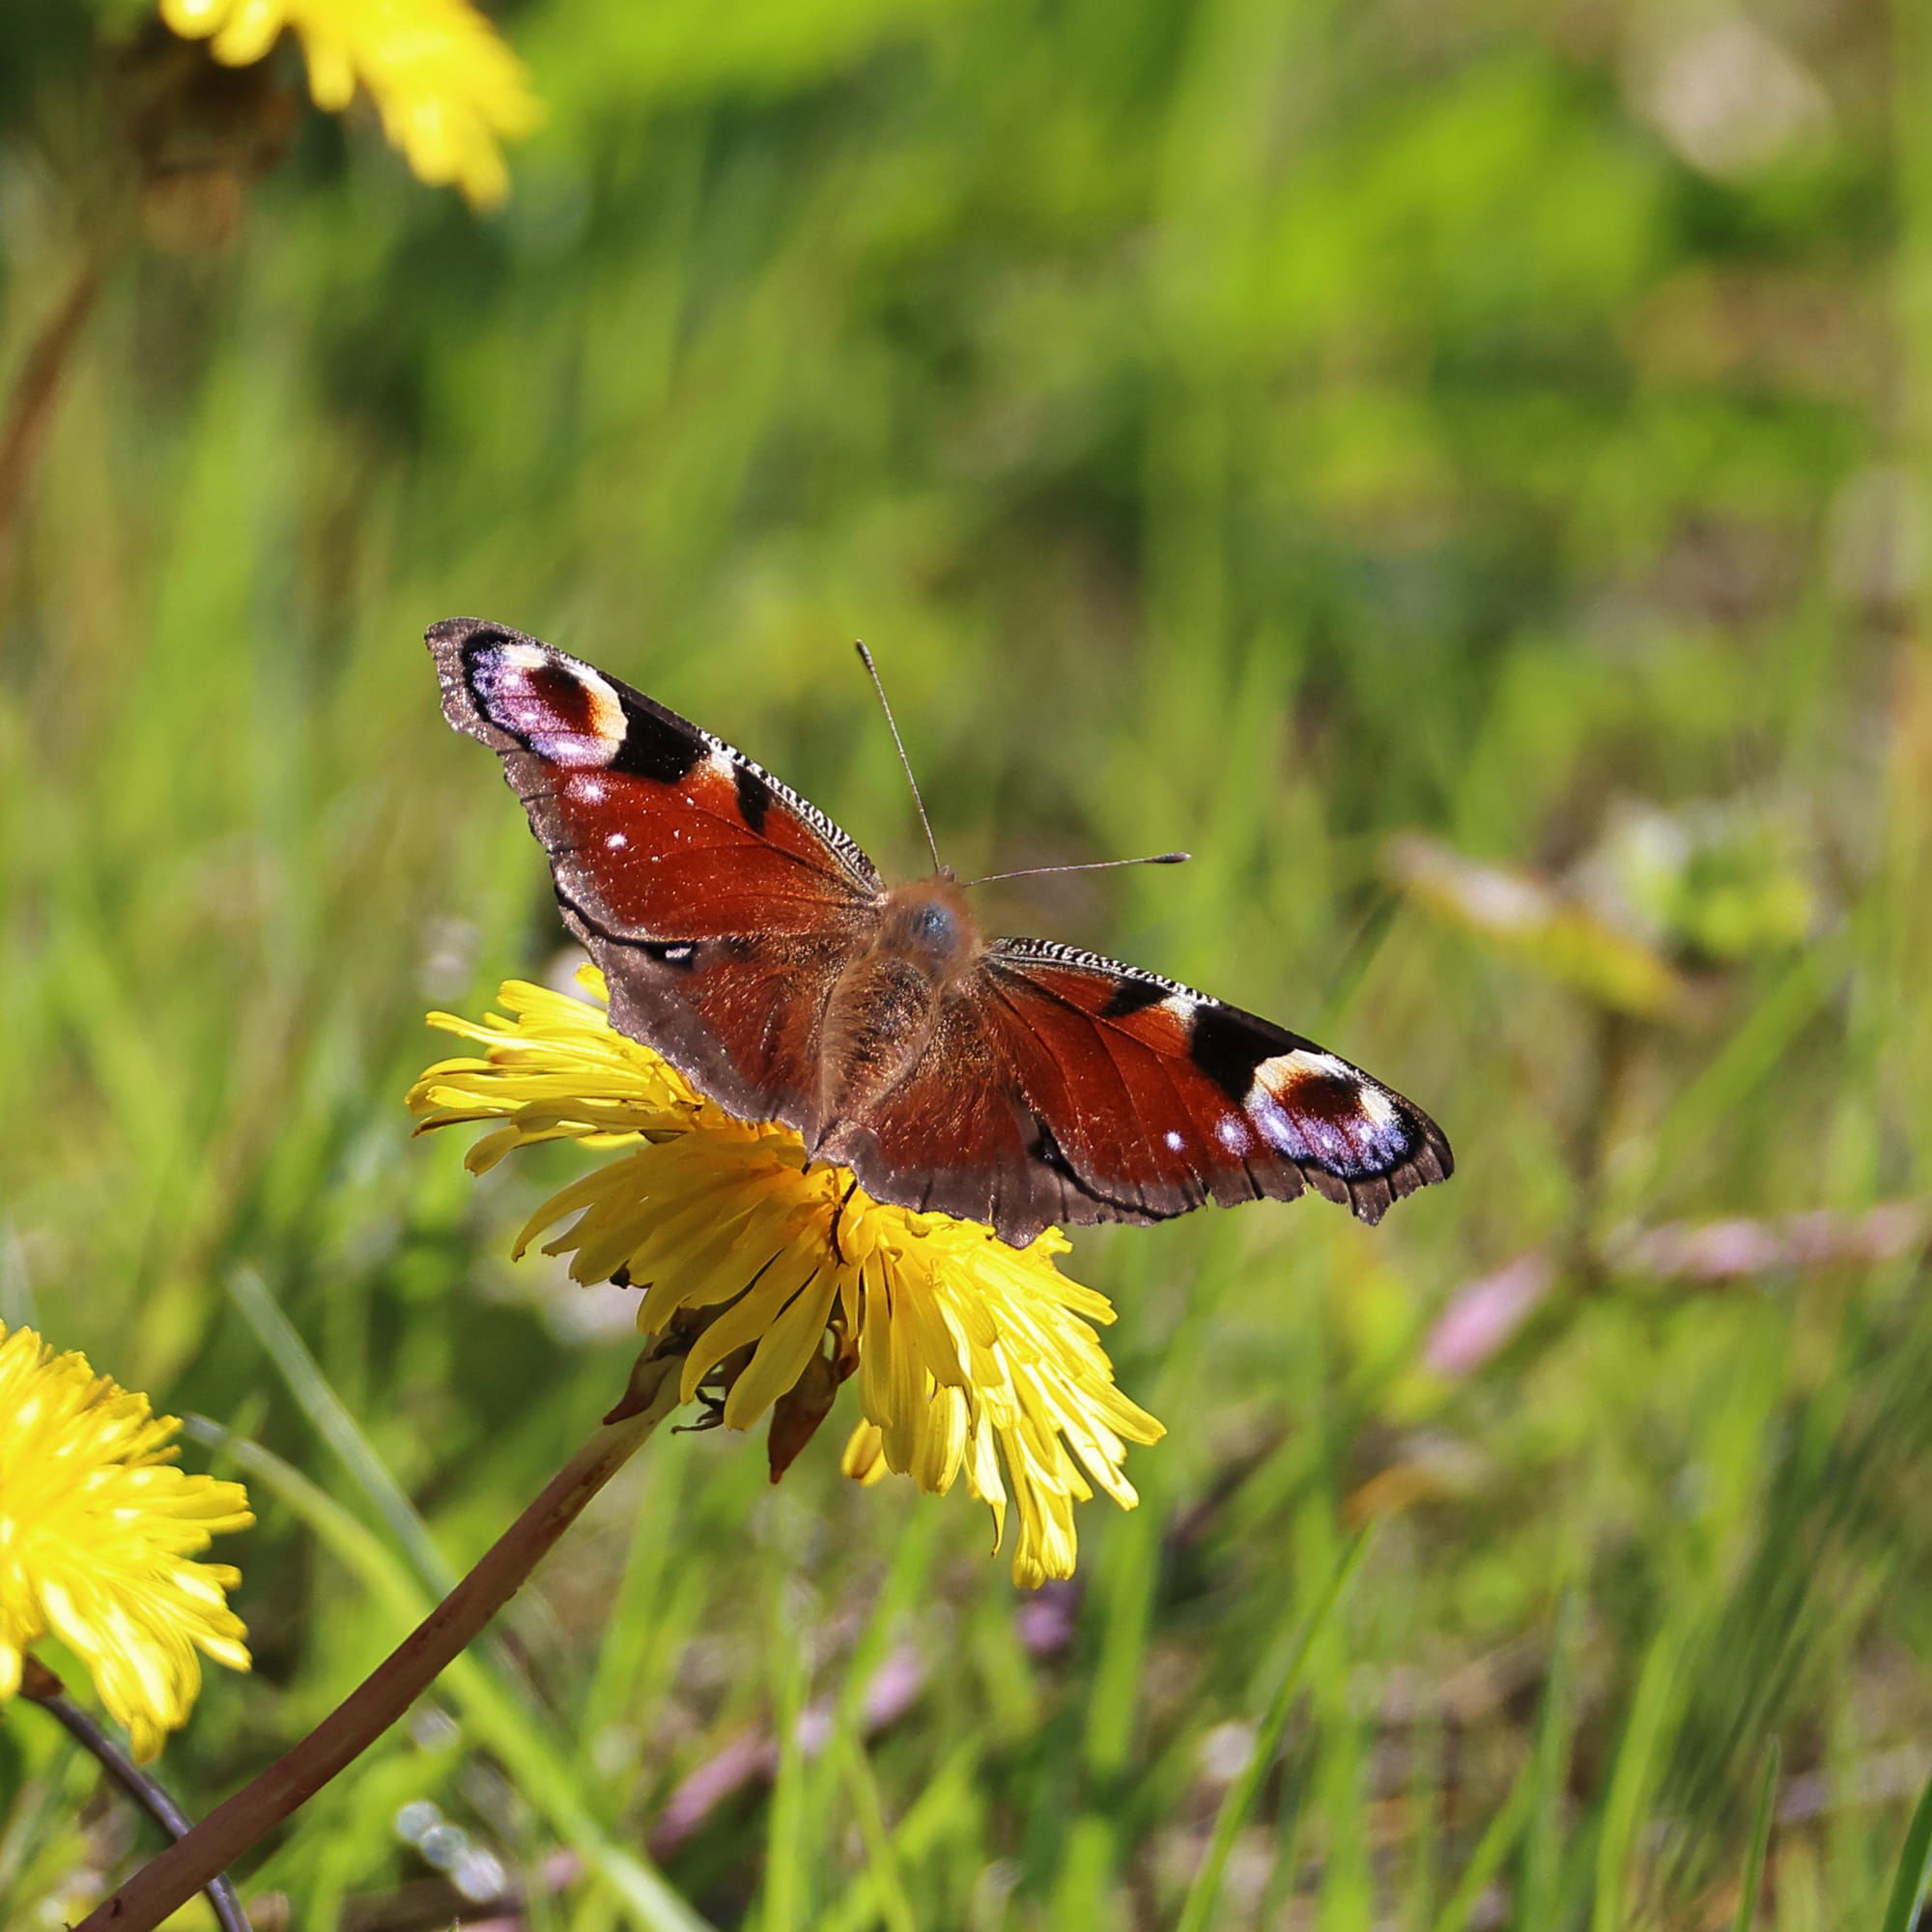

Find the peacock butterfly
[[427, 617, 1452, 1248]]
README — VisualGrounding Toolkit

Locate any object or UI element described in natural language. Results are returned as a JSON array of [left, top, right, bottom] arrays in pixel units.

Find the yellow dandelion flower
[[157, 0, 541, 207], [0, 1324, 252, 1762], [409, 969, 1166, 1587]]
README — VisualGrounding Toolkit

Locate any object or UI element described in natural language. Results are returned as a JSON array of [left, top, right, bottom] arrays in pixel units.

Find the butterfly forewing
[[428, 617, 881, 1128]]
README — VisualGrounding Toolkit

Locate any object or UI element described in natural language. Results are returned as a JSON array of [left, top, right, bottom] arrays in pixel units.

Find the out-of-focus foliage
[[2, 0, 1929, 1925]]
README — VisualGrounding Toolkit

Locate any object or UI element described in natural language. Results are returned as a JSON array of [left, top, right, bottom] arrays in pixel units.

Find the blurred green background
[[4, 0, 1931, 1925]]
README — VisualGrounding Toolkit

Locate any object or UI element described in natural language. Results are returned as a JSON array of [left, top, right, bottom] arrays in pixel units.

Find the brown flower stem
[[20, 1662, 252, 1932], [77, 1349, 686, 1932], [0, 250, 105, 590]]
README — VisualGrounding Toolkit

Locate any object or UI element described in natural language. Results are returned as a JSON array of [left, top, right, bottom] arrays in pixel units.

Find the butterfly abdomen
[[816, 955, 940, 1149]]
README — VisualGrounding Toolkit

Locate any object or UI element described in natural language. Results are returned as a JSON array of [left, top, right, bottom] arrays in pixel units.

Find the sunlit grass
[[3, 0, 1930, 1924]]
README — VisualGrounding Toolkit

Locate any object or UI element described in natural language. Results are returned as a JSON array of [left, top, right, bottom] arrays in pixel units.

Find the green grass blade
[[1731, 1737, 1780, 1932], [1175, 1528, 1375, 1932], [832, 1731, 918, 1932], [1521, 1591, 1579, 1929], [761, 1578, 812, 1932], [1592, 1616, 1690, 1932], [226, 1265, 456, 1596], [1052, 1492, 1164, 1922], [1879, 1760, 1932, 1932], [1430, 1755, 1536, 1932], [817, 1743, 984, 1932]]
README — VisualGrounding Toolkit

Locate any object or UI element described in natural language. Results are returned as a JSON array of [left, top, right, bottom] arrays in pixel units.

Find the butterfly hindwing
[[812, 940, 1452, 1249], [962, 940, 1452, 1243], [428, 617, 879, 1128]]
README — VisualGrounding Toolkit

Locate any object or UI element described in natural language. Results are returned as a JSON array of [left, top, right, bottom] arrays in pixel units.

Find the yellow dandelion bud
[[0, 1324, 252, 1762], [410, 969, 1166, 1587], [157, 0, 541, 208]]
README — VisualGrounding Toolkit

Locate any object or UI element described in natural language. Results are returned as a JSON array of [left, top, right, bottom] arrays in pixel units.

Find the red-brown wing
[[870, 939, 1448, 1247], [428, 616, 880, 1128], [818, 995, 1063, 1239], [825, 939, 1451, 1249]]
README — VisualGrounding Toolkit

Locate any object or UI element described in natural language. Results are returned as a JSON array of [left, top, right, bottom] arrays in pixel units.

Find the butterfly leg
[[828, 1175, 861, 1264], [674, 1388, 728, 1435]]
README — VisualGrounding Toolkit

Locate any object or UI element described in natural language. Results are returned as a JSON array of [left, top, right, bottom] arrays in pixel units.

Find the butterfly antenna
[[962, 851, 1190, 888], [855, 641, 944, 875]]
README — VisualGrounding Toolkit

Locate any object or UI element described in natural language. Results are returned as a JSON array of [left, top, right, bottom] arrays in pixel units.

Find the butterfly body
[[816, 878, 975, 1149], [429, 617, 1453, 1246]]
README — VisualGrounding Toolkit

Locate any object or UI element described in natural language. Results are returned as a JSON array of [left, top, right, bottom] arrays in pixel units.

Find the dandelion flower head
[[158, 0, 541, 207], [410, 968, 1166, 1586], [0, 1323, 252, 1761]]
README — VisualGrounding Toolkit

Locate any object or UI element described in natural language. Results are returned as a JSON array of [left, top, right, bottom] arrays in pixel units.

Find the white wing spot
[[573, 667, 626, 749], [1164, 1129, 1185, 1152], [1252, 1049, 1346, 1100], [606, 831, 628, 850]]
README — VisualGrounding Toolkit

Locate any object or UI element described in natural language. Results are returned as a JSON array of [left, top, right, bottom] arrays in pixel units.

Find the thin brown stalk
[[20, 1661, 251, 1932], [0, 251, 105, 586], [76, 1348, 686, 1932]]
